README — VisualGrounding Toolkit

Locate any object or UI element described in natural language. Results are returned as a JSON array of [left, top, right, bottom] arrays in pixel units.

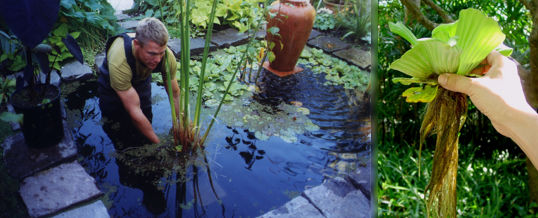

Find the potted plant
[[0, 0, 83, 148]]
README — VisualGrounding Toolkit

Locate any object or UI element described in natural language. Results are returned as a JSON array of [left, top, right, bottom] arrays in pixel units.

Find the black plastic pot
[[10, 84, 64, 148]]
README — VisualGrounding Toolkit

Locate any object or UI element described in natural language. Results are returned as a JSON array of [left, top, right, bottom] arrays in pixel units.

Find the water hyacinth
[[388, 8, 511, 217], [389, 8, 511, 103]]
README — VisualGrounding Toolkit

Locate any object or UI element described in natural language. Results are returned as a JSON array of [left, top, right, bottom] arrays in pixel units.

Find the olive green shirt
[[107, 37, 177, 91]]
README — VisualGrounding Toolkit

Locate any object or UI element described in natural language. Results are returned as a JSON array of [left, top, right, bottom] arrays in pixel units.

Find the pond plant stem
[[420, 88, 467, 218]]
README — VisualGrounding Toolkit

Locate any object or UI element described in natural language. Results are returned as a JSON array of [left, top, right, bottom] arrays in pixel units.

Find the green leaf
[[390, 39, 460, 79], [0, 112, 22, 123], [401, 85, 438, 103], [268, 26, 280, 35], [393, 77, 437, 86], [389, 22, 418, 46], [432, 21, 458, 43], [268, 51, 276, 62], [455, 8, 506, 75], [495, 43, 513, 56]]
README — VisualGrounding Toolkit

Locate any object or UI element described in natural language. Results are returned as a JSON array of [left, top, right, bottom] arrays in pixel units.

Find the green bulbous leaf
[[401, 85, 438, 103], [390, 39, 460, 79], [455, 8, 506, 75], [432, 21, 458, 44], [389, 21, 418, 46]]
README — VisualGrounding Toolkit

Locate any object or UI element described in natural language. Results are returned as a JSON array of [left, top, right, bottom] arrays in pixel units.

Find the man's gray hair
[[135, 17, 168, 46]]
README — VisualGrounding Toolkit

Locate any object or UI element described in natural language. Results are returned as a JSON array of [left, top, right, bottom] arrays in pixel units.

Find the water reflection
[[63, 61, 370, 216]]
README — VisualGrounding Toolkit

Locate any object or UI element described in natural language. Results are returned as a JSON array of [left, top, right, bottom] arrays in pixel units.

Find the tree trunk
[[520, 0, 538, 204]]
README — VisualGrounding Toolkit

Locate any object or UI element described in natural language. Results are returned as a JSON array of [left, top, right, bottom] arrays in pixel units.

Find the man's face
[[134, 39, 166, 70]]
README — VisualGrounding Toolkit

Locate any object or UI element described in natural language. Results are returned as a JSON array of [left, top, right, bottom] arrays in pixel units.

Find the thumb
[[437, 73, 473, 95]]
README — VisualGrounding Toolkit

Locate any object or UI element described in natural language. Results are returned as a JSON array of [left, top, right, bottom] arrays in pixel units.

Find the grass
[[377, 140, 538, 217]]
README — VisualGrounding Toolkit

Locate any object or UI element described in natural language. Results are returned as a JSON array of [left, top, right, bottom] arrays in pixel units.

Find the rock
[[39, 70, 62, 87], [258, 196, 324, 218], [308, 29, 322, 40], [52, 200, 109, 218], [2, 120, 77, 180], [60, 61, 94, 82], [119, 20, 138, 31], [8, 70, 61, 87], [307, 35, 351, 53], [168, 37, 217, 58], [5, 104, 20, 131], [211, 28, 250, 48], [115, 13, 130, 22], [333, 47, 371, 69], [94, 52, 106, 70], [19, 161, 103, 218], [347, 158, 372, 200], [303, 177, 370, 218]]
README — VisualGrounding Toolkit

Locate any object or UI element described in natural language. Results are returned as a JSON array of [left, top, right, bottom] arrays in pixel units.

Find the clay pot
[[265, 0, 316, 77]]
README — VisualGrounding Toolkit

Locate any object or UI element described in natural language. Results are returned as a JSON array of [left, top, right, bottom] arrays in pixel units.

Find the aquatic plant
[[388, 8, 511, 217], [162, 0, 263, 150]]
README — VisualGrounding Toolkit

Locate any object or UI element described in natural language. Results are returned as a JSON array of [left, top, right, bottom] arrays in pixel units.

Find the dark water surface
[[63, 67, 370, 217]]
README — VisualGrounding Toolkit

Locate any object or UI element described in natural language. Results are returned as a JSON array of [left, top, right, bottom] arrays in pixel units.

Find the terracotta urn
[[264, 0, 316, 77]]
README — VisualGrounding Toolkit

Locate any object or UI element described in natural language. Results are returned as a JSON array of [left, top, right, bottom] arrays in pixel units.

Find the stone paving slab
[[168, 37, 218, 58], [258, 195, 324, 218], [119, 20, 138, 31], [309, 29, 322, 40], [307, 35, 351, 53], [211, 28, 250, 48], [61, 61, 94, 82], [347, 159, 372, 200], [2, 120, 77, 180], [259, 176, 371, 218], [52, 200, 109, 218], [19, 161, 103, 218], [304, 177, 370, 218], [333, 47, 371, 69]]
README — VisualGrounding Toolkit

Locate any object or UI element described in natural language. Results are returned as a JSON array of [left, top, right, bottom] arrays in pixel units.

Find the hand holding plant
[[388, 8, 515, 217], [438, 52, 538, 170]]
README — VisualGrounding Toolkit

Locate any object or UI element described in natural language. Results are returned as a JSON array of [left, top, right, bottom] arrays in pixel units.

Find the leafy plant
[[132, 0, 264, 36], [335, 0, 370, 42], [388, 8, 511, 217], [0, 30, 25, 73], [58, 0, 118, 50], [0, 77, 15, 105], [298, 47, 369, 90], [313, 8, 336, 31]]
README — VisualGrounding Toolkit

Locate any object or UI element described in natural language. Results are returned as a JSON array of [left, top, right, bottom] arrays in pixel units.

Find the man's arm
[[116, 87, 160, 144]]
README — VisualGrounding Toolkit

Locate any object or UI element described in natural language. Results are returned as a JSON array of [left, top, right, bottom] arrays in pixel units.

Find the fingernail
[[438, 74, 447, 85]]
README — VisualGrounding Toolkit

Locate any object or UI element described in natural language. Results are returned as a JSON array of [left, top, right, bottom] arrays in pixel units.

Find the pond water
[[63, 66, 370, 217]]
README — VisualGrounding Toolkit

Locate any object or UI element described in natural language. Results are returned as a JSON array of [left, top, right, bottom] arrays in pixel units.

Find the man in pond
[[97, 17, 180, 146]]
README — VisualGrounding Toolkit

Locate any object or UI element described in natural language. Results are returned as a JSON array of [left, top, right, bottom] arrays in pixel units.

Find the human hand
[[437, 51, 536, 139]]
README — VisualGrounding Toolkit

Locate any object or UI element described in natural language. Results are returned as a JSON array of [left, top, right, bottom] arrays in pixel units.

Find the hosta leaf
[[389, 21, 418, 46], [390, 39, 460, 79], [455, 8, 505, 75], [402, 85, 438, 103]]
